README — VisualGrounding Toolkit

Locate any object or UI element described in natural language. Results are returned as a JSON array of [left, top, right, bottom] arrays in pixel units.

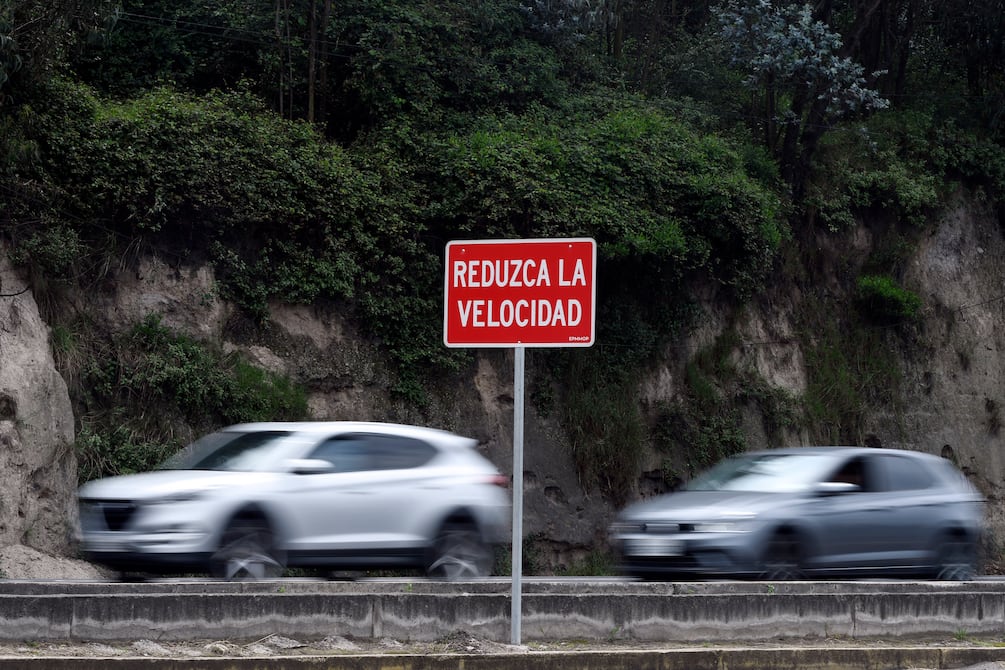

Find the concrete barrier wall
[[2, 581, 1005, 644]]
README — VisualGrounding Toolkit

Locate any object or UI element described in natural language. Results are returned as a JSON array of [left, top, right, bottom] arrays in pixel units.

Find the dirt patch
[[0, 545, 112, 580]]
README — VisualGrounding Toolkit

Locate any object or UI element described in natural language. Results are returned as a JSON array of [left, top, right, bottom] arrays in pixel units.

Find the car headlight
[[148, 490, 210, 505], [694, 513, 757, 533], [609, 521, 645, 535]]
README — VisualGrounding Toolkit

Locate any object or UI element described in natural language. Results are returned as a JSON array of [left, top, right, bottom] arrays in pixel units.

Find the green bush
[[806, 109, 1005, 229], [76, 422, 176, 484], [76, 314, 309, 480], [8, 223, 83, 279], [120, 315, 309, 424], [422, 100, 785, 300], [23, 81, 379, 304], [855, 275, 922, 324]]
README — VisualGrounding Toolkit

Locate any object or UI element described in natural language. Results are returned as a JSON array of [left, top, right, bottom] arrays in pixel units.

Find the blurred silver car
[[76, 422, 511, 580], [610, 447, 985, 581]]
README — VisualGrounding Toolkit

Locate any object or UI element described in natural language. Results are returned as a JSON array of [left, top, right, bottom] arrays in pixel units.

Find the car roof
[[746, 446, 940, 461], [218, 421, 476, 449]]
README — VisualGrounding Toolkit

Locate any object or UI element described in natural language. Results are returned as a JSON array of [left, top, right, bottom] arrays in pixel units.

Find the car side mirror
[[285, 458, 336, 475], [815, 481, 860, 496]]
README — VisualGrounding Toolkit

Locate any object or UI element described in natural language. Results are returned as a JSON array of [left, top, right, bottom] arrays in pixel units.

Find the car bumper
[[613, 532, 762, 578], [77, 528, 217, 574], [80, 549, 214, 574]]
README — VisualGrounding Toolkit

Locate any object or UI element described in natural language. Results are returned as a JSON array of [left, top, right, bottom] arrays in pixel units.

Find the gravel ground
[[3, 631, 1005, 659]]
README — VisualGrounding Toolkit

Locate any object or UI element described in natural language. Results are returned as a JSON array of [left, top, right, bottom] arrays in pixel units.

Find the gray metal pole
[[511, 345, 525, 645]]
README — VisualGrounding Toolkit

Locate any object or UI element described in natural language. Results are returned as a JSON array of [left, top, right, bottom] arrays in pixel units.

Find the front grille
[[642, 522, 690, 534], [81, 500, 138, 531]]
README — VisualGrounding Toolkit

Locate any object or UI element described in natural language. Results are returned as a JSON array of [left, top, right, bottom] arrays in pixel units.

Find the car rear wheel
[[760, 532, 804, 580], [933, 534, 978, 581], [426, 522, 492, 581], [210, 517, 285, 581]]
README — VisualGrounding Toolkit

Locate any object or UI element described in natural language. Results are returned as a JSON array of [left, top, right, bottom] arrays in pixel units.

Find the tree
[[930, 0, 1005, 135], [0, 0, 113, 104], [718, 0, 888, 200]]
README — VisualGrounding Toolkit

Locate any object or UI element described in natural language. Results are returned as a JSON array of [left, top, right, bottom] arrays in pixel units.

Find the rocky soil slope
[[1, 190, 1003, 574]]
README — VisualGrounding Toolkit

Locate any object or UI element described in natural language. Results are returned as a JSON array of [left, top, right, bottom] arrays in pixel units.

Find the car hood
[[618, 489, 803, 521], [77, 470, 275, 501]]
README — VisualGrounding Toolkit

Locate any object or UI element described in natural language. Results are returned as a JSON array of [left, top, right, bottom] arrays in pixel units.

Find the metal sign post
[[511, 345, 525, 644], [443, 238, 596, 645]]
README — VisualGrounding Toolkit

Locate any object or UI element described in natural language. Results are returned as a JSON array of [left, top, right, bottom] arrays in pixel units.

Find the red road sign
[[444, 238, 596, 347]]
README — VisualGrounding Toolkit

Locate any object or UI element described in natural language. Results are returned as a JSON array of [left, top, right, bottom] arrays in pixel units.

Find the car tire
[[210, 516, 285, 581], [426, 521, 493, 581], [760, 531, 804, 580], [933, 534, 978, 581]]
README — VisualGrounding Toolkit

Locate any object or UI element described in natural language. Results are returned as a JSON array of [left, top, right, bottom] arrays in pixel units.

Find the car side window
[[308, 434, 437, 472], [362, 434, 436, 470], [875, 454, 934, 491], [828, 457, 869, 491], [310, 437, 371, 473]]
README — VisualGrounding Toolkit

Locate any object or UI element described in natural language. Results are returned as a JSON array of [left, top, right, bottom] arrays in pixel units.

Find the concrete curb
[[2, 647, 1005, 670]]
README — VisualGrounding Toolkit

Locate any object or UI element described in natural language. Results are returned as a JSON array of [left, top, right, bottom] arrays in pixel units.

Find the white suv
[[76, 422, 511, 580]]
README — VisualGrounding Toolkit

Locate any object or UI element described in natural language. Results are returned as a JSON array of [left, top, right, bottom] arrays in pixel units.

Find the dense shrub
[[855, 275, 922, 324], [76, 315, 309, 481], [422, 102, 784, 296]]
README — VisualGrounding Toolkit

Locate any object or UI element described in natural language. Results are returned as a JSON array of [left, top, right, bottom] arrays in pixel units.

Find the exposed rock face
[[1, 191, 1004, 576], [875, 195, 1005, 541], [0, 244, 79, 563], [92, 255, 229, 339]]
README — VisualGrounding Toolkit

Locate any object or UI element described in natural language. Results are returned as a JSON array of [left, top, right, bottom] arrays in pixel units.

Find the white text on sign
[[452, 258, 588, 288], [457, 299, 583, 328]]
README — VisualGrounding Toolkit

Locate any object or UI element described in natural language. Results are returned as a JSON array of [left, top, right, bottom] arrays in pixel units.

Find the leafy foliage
[[420, 100, 785, 297], [0, 0, 114, 103], [120, 314, 308, 423], [855, 275, 922, 325], [75, 422, 177, 484], [719, 0, 888, 117], [73, 0, 270, 98], [340, 0, 566, 124], [76, 315, 308, 481], [805, 110, 989, 230], [3, 0, 1005, 505]]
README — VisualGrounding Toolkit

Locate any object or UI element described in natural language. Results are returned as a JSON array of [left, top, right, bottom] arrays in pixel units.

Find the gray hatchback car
[[76, 422, 511, 580], [610, 447, 985, 580]]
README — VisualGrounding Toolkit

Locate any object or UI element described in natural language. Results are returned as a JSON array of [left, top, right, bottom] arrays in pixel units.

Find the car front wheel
[[760, 531, 804, 580], [210, 517, 285, 581], [933, 534, 978, 581], [426, 522, 493, 581]]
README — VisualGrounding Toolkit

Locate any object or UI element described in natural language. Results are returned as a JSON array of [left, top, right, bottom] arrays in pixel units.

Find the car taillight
[[486, 474, 509, 488]]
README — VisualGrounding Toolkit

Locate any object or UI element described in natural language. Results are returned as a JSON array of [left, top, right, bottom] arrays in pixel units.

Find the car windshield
[[159, 430, 293, 471], [686, 452, 838, 493]]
